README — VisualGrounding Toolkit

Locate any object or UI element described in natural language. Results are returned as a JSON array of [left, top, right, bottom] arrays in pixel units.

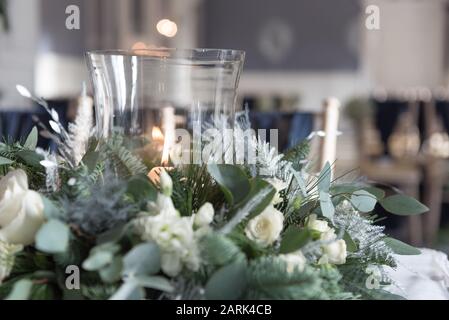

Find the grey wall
[[201, 0, 361, 71]]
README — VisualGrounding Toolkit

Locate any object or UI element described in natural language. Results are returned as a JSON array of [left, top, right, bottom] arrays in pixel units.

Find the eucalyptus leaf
[[363, 186, 385, 200], [205, 260, 247, 300], [279, 227, 311, 254], [0, 156, 13, 166], [207, 164, 250, 205], [16, 150, 44, 168], [83, 242, 121, 271], [132, 275, 174, 292], [318, 162, 332, 192], [380, 195, 428, 216], [123, 242, 160, 276], [384, 237, 421, 255], [6, 279, 33, 300], [343, 232, 358, 252], [243, 178, 276, 219], [35, 219, 70, 254], [109, 281, 144, 300], [99, 256, 123, 283], [319, 190, 335, 221], [24, 126, 38, 150], [83, 251, 114, 271], [42, 197, 60, 219], [350, 190, 377, 213]]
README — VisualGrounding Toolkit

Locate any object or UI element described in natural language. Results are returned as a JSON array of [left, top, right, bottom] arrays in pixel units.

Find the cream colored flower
[[305, 214, 330, 234], [280, 250, 307, 273], [0, 170, 45, 246], [194, 202, 214, 228], [266, 178, 288, 205], [318, 239, 347, 265], [245, 205, 284, 247], [159, 169, 173, 196], [134, 195, 201, 277]]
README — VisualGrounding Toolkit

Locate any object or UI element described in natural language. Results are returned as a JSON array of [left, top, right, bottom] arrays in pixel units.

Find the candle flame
[[152, 126, 170, 166], [152, 126, 164, 141]]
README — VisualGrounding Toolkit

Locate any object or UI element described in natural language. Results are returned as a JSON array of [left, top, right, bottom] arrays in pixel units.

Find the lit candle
[[148, 106, 176, 184]]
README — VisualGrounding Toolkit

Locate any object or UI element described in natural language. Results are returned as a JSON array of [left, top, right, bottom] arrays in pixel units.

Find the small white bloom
[[161, 252, 183, 277], [0, 170, 46, 246], [305, 214, 330, 234], [159, 169, 173, 196], [280, 250, 307, 274], [318, 239, 347, 265], [245, 205, 284, 247], [194, 202, 214, 227], [266, 177, 288, 205], [134, 194, 201, 277]]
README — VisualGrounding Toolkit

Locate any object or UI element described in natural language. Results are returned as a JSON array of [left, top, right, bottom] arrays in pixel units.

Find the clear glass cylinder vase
[[86, 48, 245, 165]]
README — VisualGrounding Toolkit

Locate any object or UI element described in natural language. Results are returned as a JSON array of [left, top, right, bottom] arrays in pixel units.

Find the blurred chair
[[355, 95, 423, 245]]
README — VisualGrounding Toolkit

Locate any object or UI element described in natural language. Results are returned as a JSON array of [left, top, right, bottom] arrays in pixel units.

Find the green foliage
[[384, 237, 421, 255], [279, 227, 311, 254], [207, 164, 250, 205], [170, 164, 222, 216], [282, 140, 310, 171], [201, 234, 245, 267], [35, 220, 70, 254], [244, 257, 327, 300], [101, 133, 147, 177], [379, 194, 429, 216], [205, 259, 247, 300], [0, 138, 45, 189]]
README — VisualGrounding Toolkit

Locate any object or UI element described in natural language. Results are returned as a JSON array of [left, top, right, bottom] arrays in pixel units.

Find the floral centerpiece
[[0, 84, 428, 300]]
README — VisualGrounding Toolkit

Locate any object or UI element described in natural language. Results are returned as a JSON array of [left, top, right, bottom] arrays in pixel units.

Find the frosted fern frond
[[333, 201, 396, 267], [0, 241, 22, 284], [62, 83, 93, 166]]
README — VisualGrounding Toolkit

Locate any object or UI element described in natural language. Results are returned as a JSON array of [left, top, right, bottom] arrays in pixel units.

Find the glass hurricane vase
[[86, 48, 245, 166]]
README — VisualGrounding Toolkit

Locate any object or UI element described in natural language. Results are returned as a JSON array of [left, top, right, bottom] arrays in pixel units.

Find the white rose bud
[[245, 205, 284, 247], [319, 239, 347, 265], [305, 214, 330, 233], [280, 250, 307, 273], [267, 178, 288, 205], [159, 169, 173, 196], [194, 202, 214, 227], [0, 170, 46, 246]]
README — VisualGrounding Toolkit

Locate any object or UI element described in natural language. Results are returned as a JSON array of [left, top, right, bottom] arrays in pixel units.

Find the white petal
[[16, 85, 32, 98], [49, 120, 61, 134]]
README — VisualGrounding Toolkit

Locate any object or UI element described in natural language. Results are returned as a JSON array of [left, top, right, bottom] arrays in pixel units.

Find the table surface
[[386, 248, 449, 300]]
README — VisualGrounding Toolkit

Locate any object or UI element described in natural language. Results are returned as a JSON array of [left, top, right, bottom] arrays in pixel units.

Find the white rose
[[0, 170, 45, 246], [320, 229, 337, 242], [305, 214, 330, 234], [159, 169, 173, 196], [280, 250, 307, 273], [267, 178, 288, 205], [194, 202, 214, 227], [318, 239, 347, 265], [245, 205, 284, 247]]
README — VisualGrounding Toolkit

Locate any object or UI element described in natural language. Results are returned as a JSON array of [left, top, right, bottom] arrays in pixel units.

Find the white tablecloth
[[385, 248, 449, 300]]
